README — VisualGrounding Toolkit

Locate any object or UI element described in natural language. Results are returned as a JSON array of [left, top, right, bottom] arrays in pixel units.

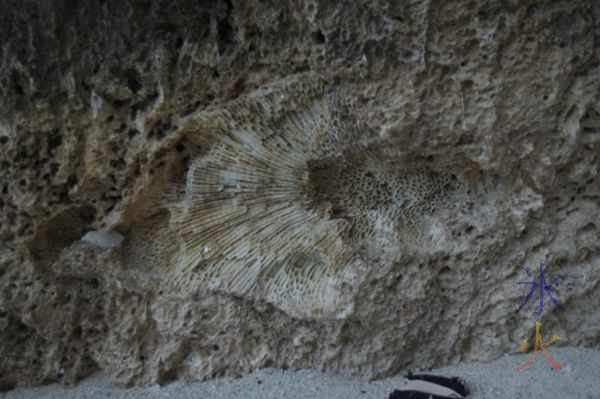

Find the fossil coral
[[120, 76, 470, 319], [168, 77, 361, 319]]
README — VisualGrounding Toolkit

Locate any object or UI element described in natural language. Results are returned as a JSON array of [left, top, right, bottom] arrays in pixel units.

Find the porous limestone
[[0, 0, 599, 390]]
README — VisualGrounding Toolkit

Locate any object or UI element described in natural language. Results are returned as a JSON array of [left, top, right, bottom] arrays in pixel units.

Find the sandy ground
[[2, 346, 598, 399]]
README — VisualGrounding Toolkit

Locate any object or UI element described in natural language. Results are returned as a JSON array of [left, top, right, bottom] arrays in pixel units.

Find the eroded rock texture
[[1, 0, 599, 389]]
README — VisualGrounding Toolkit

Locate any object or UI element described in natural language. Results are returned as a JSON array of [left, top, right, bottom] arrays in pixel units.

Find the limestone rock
[[1, 0, 599, 389]]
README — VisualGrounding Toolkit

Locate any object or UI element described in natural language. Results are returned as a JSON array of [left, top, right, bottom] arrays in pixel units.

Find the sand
[[2, 346, 599, 399]]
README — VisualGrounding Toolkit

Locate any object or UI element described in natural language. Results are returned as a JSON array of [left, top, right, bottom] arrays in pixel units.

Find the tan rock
[[0, 0, 599, 389]]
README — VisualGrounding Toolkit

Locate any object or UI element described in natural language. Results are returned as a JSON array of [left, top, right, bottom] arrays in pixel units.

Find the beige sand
[[3, 346, 598, 399]]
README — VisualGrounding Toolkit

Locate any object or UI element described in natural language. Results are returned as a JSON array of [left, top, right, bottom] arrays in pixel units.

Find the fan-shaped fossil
[[122, 75, 470, 319]]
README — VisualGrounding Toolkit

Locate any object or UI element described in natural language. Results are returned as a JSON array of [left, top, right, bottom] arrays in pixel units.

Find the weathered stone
[[0, 0, 599, 389]]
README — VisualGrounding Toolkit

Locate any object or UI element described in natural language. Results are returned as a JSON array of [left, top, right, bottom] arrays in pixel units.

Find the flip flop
[[388, 374, 470, 399]]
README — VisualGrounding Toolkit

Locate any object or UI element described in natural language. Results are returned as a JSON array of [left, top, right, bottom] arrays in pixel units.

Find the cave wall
[[0, 0, 599, 389]]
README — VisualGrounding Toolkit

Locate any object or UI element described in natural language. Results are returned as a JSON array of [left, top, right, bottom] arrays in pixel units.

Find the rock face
[[1, 0, 599, 389]]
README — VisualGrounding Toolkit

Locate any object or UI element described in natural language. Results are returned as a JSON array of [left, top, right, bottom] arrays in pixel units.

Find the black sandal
[[388, 374, 470, 398]]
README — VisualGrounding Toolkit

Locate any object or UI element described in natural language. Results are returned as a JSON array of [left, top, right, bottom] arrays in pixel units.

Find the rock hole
[[217, 17, 236, 52], [527, 4, 538, 17], [112, 99, 128, 109], [126, 71, 142, 94], [312, 30, 325, 44], [47, 130, 63, 154]]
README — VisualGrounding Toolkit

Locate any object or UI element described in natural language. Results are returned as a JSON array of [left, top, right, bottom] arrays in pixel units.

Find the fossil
[[122, 75, 469, 319]]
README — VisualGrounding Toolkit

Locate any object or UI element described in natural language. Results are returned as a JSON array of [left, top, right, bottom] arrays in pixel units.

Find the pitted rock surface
[[1, 0, 599, 389]]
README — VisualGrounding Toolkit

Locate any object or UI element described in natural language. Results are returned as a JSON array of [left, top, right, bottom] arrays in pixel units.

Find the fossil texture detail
[[169, 80, 359, 318], [121, 77, 472, 319]]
